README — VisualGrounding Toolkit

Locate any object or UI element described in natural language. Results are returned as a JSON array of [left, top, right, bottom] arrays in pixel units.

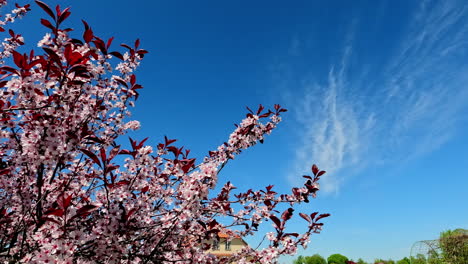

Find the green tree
[[427, 248, 442, 264], [396, 257, 410, 264], [439, 228, 468, 264], [409, 254, 427, 264], [294, 254, 327, 264], [294, 255, 306, 264], [305, 254, 327, 264], [356, 258, 367, 264], [328, 254, 349, 264]]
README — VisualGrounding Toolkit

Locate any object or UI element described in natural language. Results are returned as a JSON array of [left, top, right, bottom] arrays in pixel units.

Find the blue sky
[[9, 0, 468, 262]]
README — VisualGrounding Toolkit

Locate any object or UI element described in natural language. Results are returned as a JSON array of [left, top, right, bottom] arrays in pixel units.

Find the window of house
[[225, 240, 231, 251], [212, 240, 219, 250]]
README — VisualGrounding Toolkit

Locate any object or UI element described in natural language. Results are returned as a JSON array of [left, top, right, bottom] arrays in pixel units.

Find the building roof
[[218, 232, 240, 238]]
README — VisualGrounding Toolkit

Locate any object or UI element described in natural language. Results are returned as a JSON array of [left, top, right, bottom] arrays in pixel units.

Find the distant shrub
[[294, 254, 327, 264], [328, 253, 349, 264], [439, 229, 468, 264]]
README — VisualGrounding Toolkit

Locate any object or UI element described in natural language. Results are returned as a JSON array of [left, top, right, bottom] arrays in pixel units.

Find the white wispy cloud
[[287, 65, 375, 194], [286, 0, 468, 193]]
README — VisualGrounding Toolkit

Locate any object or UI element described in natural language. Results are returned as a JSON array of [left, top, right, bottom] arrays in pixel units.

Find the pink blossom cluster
[[0, 1, 329, 263], [0, 3, 30, 62]]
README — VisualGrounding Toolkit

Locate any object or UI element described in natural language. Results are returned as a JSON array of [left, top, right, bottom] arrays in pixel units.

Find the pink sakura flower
[[124, 120, 141, 130]]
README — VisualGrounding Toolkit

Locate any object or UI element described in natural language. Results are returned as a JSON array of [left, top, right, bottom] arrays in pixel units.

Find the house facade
[[205, 233, 248, 259]]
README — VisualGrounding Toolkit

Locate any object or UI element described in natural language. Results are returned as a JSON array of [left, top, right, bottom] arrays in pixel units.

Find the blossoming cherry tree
[[0, 1, 329, 263]]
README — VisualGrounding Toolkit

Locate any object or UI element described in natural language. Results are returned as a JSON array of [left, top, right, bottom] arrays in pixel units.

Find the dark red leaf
[[256, 104, 264, 115], [104, 165, 119, 174], [0, 168, 10, 176], [83, 136, 104, 144], [132, 84, 143, 90], [57, 194, 72, 210], [69, 52, 83, 65], [269, 215, 281, 229], [312, 164, 319, 176], [69, 64, 87, 74], [0, 66, 19, 75], [42, 47, 62, 66], [121, 43, 132, 50], [44, 208, 64, 217], [141, 186, 149, 193], [317, 170, 326, 177], [58, 8, 71, 24], [119, 149, 132, 155], [283, 232, 299, 237], [113, 76, 128, 87], [80, 148, 102, 168], [164, 136, 177, 146], [12, 51, 23, 68], [93, 36, 107, 54], [137, 49, 148, 57], [109, 51, 124, 60], [75, 204, 98, 217], [299, 213, 311, 223], [34, 88, 44, 96], [129, 137, 136, 149], [67, 38, 82, 45], [181, 159, 195, 173], [108, 146, 120, 162], [208, 219, 219, 229], [310, 212, 318, 220], [167, 146, 183, 158], [99, 148, 106, 164], [81, 20, 89, 30], [106, 37, 114, 49], [259, 111, 273, 118], [55, 4, 61, 17], [115, 180, 130, 186], [315, 213, 330, 221], [281, 208, 294, 221], [84, 28, 93, 43], [35, 1, 56, 20], [125, 208, 137, 221], [137, 137, 149, 149], [64, 44, 72, 61], [64, 195, 72, 209], [40, 18, 54, 30]]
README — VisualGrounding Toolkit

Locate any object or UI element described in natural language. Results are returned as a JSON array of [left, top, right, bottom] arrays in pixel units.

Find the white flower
[[37, 33, 51, 47]]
